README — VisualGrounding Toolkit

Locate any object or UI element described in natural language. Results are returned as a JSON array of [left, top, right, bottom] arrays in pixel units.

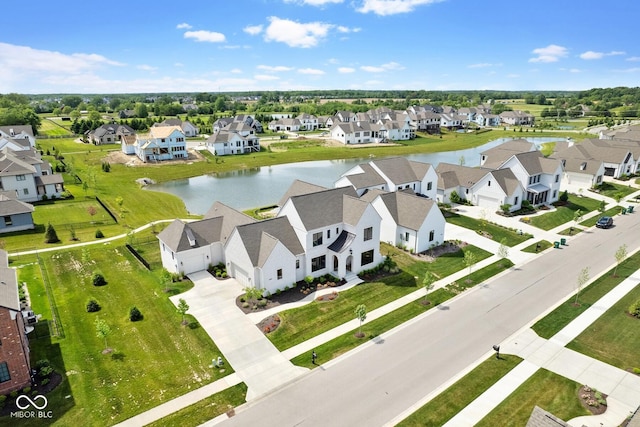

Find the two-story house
[[87, 124, 135, 145], [0, 126, 35, 148], [133, 126, 187, 163], [206, 122, 260, 156], [0, 148, 64, 202], [153, 118, 199, 137]]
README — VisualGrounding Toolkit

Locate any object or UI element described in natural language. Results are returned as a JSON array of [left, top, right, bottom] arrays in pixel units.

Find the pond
[[147, 137, 564, 214]]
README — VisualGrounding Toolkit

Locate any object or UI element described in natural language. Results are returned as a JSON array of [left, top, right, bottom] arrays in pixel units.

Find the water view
[[147, 137, 564, 214]]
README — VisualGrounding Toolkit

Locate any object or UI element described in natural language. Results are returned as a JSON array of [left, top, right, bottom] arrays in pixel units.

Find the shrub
[[0, 395, 6, 403], [628, 299, 640, 318], [92, 272, 107, 286], [9, 391, 18, 398], [22, 386, 31, 394], [633, 367, 640, 374], [559, 190, 569, 202], [304, 276, 314, 285], [129, 306, 143, 322], [86, 299, 101, 312], [95, 229, 104, 239], [449, 190, 461, 204], [257, 299, 267, 307], [242, 302, 249, 308], [39, 366, 54, 378], [44, 223, 60, 243], [35, 359, 50, 370], [40, 378, 50, 386]]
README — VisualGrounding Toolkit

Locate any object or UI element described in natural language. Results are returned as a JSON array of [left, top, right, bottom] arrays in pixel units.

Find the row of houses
[[0, 126, 65, 234], [158, 157, 446, 294]]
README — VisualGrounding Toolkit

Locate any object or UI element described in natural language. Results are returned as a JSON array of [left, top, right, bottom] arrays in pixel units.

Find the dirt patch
[[103, 148, 205, 166], [578, 385, 608, 415], [405, 241, 469, 263]]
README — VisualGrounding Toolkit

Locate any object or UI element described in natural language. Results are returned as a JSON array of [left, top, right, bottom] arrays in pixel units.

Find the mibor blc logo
[[11, 394, 53, 419]]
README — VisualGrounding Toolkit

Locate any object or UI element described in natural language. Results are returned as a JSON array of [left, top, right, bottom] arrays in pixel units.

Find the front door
[[333, 255, 339, 272], [346, 255, 352, 273]]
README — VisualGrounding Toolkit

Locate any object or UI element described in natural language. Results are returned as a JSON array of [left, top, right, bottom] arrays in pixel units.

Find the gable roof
[[234, 216, 304, 267], [0, 194, 34, 216], [278, 179, 327, 207], [510, 151, 562, 175], [436, 162, 489, 190], [149, 125, 184, 139], [285, 186, 359, 230], [0, 125, 34, 139], [376, 191, 437, 231], [488, 168, 522, 196], [370, 157, 432, 185], [341, 164, 387, 190]]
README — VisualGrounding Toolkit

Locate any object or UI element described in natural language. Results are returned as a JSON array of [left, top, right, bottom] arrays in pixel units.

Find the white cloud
[[257, 65, 294, 72], [612, 67, 640, 73], [328, 58, 340, 64], [244, 25, 263, 35], [230, 68, 243, 74], [284, 0, 344, 5], [176, 23, 192, 30], [184, 30, 226, 43], [357, 0, 442, 16], [338, 67, 355, 73], [264, 16, 332, 48], [561, 68, 581, 73], [337, 26, 361, 33], [627, 57, 640, 62], [529, 44, 568, 63], [580, 50, 626, 60], [255, 74, 280, 81], [361, 62, 404, 72], [507, 74, 520, 78], [468, 62, 501, 68], [137, 64, 157, 72], [298, 68, 325, 75], [174, 62, 184, 67]]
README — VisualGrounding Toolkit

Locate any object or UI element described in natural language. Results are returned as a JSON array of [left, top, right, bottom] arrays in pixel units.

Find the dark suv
[[596, 216, 613, 229]]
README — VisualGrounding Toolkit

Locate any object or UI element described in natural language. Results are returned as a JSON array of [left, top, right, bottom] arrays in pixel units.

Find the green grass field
[[445, 212, 533, 246], [475, 369, 590, 427], [528, 195, 602, 230], [6, 246, 232, 427]]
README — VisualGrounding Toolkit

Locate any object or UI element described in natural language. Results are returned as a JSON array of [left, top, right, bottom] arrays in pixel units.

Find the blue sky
[[2, 0, 640, 94]]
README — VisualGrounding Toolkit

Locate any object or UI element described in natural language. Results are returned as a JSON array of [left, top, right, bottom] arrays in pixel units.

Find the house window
[[361, 250, 374, 266], [465, 188, 469, 194], [312, 232, 323, 247], [296, 259, 300, 269], [515, 196, 519, 205], [277, 269, 283, 280], [311, 255, 326, 272], [3, 216, 12, 226], [364, 227, 373, 241], [161, 138, 166, 142], [429, 230, 435, 242], [16, 174, 26, 181], [23, 188, 29, 195], [327, 229, 331, 239], [427, 182, 433, 191], [553, 190, 557, 198], [0, 362, 10, 383], [555, 174, 559, 183], [488, 181, 491, 186]]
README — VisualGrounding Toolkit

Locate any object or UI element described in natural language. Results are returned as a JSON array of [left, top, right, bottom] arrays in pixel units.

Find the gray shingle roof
[[235, 216, 304, 267], [0, 249, 19, 311], [0, 194, 34, 216], [525, 406, 568, 427], [286, 187, 359, 230], [342, 164, 387, 190], [489, 168, 522, 196], [377, 191, 437, 231], [371, 157, 431, 185], [436, 163, 489, 190], [278, 180, 327, 207]]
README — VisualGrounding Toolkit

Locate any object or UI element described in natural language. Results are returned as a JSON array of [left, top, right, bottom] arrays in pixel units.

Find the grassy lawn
[[521, 240, 553, 253], [532, 249, 640, 339], [567, 283, 640, 371], [475, 369, 590, 427], [290, 259, 513, 368], [445, 212, 533, 246], [592, 181, 637, 199], [269, 244, 491, 351], [39, 118, 75, 137], [146, 383, 248, 427], [4, 246, 229, 427], [398, 355, 523, 427], [528, 195, 602, 230]]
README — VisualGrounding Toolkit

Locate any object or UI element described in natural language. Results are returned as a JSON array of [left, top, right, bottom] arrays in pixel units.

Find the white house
[[133, 126, 187, 163], [499, 111, 535, 126], [0, 148, 64, 202], [154, 118, 199, 137], [268, 118, 301, 132], [329, 121, 385, 144], [205, 122, 260, 156], [0, 126, 35, 148], [365, 190, 446, 253], [296, 113, 319, 131], [336, 157, 438, 199], [87, 124, 135, 145]]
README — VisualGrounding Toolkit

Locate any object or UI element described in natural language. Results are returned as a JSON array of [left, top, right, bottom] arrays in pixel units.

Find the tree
[[44, 223, 60, 243], [614, 244, 628, 277], [243, 286, 263, 306], [575, 267, 590, 305], [92, 271, 107, 286], [463, 250, 477, 277], [613, 192, 624, 203], [355, 304, 367, 338], [573, 209, 583, 224], [422, 272, 436, 304], [161, 268, 173, 293], [177, 298, 190, 325], [129, 306, 143, 322], [497, 238, 509, 266], [95, 318, 112, 352], [559, 190, 569, 203], [449, 190, 461, 204], [87, 205, 97, 217], [598, 200, 606, 213]]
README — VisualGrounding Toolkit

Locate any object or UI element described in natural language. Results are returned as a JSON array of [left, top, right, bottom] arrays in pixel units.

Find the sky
[[2, 0, 640, 94]]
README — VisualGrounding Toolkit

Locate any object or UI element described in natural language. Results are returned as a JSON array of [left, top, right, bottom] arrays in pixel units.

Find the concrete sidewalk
[[441, 267, 640, 427]]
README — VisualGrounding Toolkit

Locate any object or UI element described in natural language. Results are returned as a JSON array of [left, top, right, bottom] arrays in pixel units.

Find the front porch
[[527, 184, 550, 206]]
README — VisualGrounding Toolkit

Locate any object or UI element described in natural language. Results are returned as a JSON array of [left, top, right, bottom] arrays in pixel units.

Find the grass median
[[445, 213, 533, 246], [528, 195, 601, 230]]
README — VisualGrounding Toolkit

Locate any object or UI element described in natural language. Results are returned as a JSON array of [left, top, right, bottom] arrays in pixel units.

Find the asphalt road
[[222, 213, 640, 427]]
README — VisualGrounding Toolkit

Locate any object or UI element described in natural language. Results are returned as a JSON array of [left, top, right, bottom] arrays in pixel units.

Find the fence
[[95, 196, 118, 223], [36, 251, 64, 338], [126, 244, 150, 270]]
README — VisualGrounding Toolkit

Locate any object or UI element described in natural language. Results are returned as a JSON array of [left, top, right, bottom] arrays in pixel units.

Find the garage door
[[476, 195, 500, 210], [181, 254, 207, 275], [567, 174, 592, 187], [604, 167, 615, 176], [230, 263, 251, 286]]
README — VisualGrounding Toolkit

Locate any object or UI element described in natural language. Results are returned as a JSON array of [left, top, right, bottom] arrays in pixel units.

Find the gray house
[[0, 192, 34, 233]]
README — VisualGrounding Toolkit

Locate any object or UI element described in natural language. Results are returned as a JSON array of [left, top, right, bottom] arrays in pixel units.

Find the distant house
[[0, 249, 32, 395], [0, 192, 34, 233], [499, 110, 535, 126], [329, 121, 385, 144], [133, 126, 187, 163], [268, 118, 301, 132], [205, 122, 260, 156], [475, 113, 500, 127], [296, 113, 319, 130], [87, 123, 135, 145], [0, 148, 64, 202], [153, 118, 199, 137], [336, 157, 438, 199], [119, 109, 136, 119]]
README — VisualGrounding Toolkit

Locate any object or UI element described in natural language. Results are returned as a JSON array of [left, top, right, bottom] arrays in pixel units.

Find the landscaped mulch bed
[[0, 372, 63, 416], [578, 385, 607, 415]]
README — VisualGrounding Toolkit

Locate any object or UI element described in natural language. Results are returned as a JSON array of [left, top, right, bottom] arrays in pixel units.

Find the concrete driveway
[[170, 271, 307, 401]]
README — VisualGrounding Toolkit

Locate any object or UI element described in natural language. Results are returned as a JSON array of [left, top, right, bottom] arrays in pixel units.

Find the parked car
[[596, 216, 613, 229]]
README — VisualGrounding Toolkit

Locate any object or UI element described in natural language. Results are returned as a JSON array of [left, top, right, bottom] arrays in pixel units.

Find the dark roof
[[278, 180, 327, 207], [285, 187, 359, 230], [341, 163, 387, 190], [327, 230, 356, 253], [0, 195, 34, 216], [371, 157, 431, 185], [525, 406, 569, 427], [376, 191, 437, 231]]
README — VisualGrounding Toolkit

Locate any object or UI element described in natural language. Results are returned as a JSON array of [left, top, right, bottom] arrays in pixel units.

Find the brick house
[[0, 249, 31, 395]]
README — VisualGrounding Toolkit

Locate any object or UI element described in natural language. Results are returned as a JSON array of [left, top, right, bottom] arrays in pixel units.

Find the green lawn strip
[[445, 213, 532, 246], [269, 245, 491, 351], [398, 355, 522, 427], [579, 206, 620, 227], [557, 227, 584, 236], [146, 383, 248, 427], [567, 283, 640, 371], [532, 250, 640, 339], [521, 240, 553, 253], [9, 246, 227, 426], [475, 369, 591, 427], [290, 259, 512, 369], [528, 195, 602, 230], [591, 181, 637, 199]]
